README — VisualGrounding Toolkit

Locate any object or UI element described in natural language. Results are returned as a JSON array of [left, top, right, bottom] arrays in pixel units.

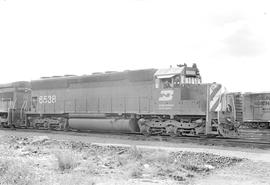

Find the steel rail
[[0, 127, 269, 149]]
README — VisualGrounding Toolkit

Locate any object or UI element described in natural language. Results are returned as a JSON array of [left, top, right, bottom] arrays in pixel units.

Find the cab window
[[156, 75, 201, 89], [157, 75, 182, 89], [161, 78, 172, 89]]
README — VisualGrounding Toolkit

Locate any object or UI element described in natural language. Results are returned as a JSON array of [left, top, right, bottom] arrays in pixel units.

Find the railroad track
[[150, 135, 270, 149], [0, 127, 270, 149]]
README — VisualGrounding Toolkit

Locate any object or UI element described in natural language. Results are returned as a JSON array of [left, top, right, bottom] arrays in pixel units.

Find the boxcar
[[243, 92, 270, 129]]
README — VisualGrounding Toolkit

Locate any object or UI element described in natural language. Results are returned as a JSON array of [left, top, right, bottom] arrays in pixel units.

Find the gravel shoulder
[[1, 130, 268, 162], [0, 129, 269, 185]]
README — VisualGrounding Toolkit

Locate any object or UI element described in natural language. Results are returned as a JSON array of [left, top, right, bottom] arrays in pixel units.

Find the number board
[[39, 95, 56, 104]]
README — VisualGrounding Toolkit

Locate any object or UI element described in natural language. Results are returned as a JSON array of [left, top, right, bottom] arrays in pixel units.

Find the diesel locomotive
[[0, 81, 31, 127], [0, 64, 239, 137]]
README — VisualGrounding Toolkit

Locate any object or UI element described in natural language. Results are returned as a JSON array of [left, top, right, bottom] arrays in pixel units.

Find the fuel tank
[[68, 118, 139, 132]]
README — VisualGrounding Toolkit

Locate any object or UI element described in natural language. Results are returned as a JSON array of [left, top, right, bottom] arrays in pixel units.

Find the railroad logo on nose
[[159, 90, 174, 101]]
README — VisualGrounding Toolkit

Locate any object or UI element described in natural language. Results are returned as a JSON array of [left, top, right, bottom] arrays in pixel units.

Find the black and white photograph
[[0, 0, 270, 184]]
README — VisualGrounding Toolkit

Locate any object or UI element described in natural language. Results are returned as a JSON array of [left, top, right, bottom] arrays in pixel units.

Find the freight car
[[0, 64, 239, 137], [242, 92, 270, 129]]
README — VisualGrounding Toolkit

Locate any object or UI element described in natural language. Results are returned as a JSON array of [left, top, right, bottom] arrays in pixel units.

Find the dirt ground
[[0, 130, 269, 185]]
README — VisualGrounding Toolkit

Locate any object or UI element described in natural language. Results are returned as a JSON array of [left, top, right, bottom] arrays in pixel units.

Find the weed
[[146, 150, 170, 164], [126, 162, 143, 178], [130, 168, 142, 178], [0, 158, 37, 185], [57, 173, 96, 185], [54, 150, 78, 171], [129, 146, 143, 161], [181, 163, 210, 173]]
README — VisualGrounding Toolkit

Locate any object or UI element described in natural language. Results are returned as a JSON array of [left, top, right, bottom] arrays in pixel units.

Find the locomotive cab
[[138, 64, 208, 136], [153, 64, 205, 116], [136, 64, 239, 137]]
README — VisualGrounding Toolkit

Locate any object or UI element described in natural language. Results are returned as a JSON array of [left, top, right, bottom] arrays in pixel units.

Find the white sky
[[0, 0, 270, 92]]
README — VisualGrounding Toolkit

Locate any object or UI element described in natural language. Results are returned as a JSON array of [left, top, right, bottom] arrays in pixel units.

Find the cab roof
[[154, 67, 185, 79]]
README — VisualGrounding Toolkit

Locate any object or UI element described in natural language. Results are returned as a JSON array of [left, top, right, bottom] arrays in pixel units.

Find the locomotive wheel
[[33, 122, 39, 129], [142, 130, 151, 137], [166, 125, 177, 137], [169, 132, 177, 137], [48, 123, 53, 130], [258, 123, 269, 129], [251, 123, 259, 129], [140, 124, 151, 137], [64, 122, 69, 131], [10, 124, 16, 130], [58, 123, 63, 130], [0, 122, 4, 128], [44, 121, 49, 129]]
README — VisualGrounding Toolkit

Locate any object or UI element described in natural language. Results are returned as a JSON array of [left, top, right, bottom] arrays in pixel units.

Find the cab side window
[[162, 78, 172, 89]]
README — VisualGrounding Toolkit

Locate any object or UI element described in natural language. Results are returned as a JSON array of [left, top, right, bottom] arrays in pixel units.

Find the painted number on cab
[[39, 95, 56, 104]]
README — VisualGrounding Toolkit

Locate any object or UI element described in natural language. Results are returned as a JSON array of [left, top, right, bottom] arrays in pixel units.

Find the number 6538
[[39, 95, 56, 104]]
